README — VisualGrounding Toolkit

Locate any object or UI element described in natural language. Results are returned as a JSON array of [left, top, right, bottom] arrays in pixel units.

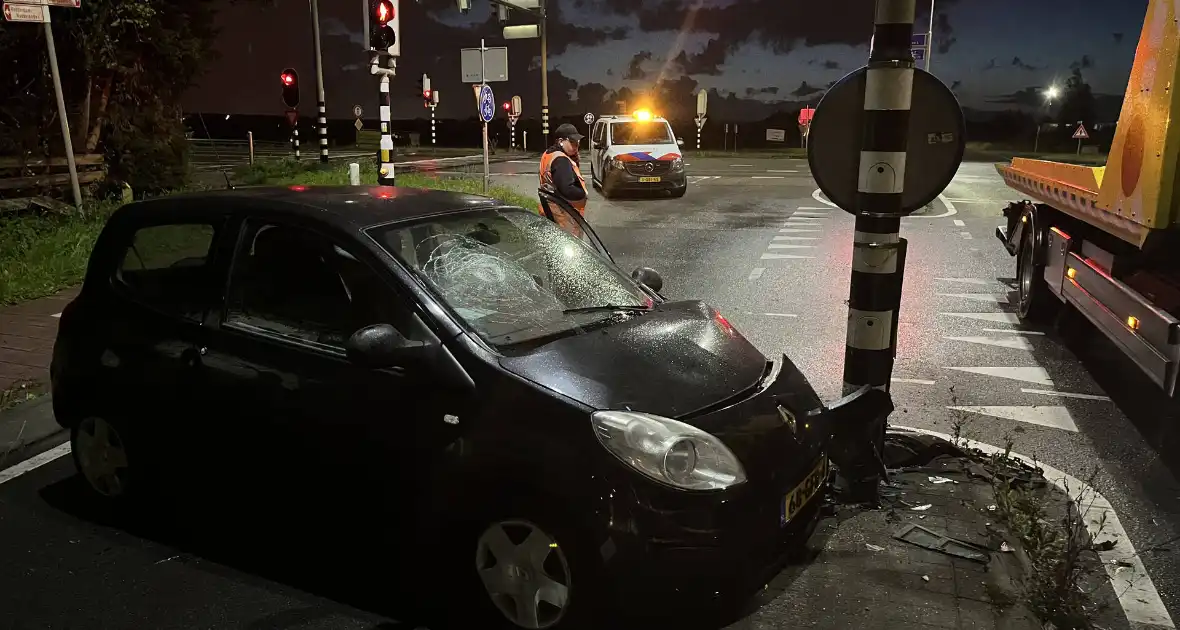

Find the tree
[[575, 83, 610, 115], [1057, 68, 1096, 128]]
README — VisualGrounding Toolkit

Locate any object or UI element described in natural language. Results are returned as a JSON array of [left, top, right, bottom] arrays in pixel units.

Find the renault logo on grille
[[778, 405, 798, 439], [644, 162, 654, 173]]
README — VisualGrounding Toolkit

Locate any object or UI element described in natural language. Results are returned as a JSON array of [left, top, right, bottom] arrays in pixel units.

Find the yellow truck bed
[[996, 0, 1180, 249]]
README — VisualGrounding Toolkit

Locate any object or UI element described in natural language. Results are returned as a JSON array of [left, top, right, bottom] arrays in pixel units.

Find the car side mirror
[[345, 323, 421, 369], [631, 266, 663, 293], [676, 138, 685, 146]]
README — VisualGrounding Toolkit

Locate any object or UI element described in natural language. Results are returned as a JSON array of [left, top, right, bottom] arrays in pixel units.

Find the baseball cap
[[554, 123, 584, 142]]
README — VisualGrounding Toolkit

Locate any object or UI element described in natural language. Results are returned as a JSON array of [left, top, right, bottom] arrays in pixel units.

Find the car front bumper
[[603, 168, 687, 192]]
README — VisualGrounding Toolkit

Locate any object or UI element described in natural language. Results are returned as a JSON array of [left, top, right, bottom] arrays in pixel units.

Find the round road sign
[[479, 85, 495, 123], [353, 105, 363, 118], [583, 113, 595, 125], [807, 66, 965, 216]]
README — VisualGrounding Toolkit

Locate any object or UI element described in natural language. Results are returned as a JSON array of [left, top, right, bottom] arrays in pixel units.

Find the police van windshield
[[610, 122, 673, 145]]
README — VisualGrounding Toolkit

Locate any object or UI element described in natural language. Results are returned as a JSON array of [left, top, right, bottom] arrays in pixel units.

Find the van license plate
[[782, 456, 828, 526], [639, 176, 661, 183]]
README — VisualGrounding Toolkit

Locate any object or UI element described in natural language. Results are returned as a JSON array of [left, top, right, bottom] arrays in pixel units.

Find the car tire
[[1016, 222, 1058, 322], [460, 501, 602, 630], [669, 186, 687, 198], [70, 415, 141, 508]]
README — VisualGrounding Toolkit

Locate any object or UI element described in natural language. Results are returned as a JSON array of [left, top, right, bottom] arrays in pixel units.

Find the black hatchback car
[[51, 185, 886, 629]]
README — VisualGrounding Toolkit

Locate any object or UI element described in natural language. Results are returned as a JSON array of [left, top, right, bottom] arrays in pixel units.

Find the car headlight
[[671, 157, 683, 171], [611, 158, 625, 170], [591, 410, 747, 491]]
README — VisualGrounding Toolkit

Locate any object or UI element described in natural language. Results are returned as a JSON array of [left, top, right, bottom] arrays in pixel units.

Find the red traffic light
[[375, 0, 394, 24], [502, 102, 510, 111], [281, 72, 295, 86], [423, 89, 432, 99]]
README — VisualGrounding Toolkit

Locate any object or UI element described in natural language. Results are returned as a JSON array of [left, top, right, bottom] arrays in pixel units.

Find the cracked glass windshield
[[367, 207, 653, 347]]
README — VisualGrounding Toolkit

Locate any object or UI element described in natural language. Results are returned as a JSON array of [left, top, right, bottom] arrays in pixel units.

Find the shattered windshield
[[366, 207, 653, 347], [611, 122, 674, 145]]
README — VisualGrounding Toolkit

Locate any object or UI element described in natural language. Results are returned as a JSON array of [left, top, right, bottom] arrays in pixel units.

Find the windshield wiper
[[562, 304, 653, 315]]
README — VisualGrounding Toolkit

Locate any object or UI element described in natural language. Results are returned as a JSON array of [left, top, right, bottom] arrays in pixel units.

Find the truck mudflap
[[1050, 227, 1180, 396], [996, 201, 1029, 256]]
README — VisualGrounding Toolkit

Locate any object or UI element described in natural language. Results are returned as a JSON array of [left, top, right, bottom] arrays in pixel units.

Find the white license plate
[[638, 176, 661, 183], [782, 456, 828, 526]]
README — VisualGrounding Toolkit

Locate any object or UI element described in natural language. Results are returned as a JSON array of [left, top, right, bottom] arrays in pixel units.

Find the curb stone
[[0, 394, 67, 471]]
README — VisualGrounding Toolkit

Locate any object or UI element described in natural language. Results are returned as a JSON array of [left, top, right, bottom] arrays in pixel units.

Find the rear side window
[[116, 223, 219, 321]]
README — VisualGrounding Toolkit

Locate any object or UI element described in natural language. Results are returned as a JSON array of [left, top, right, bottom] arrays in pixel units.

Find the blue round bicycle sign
[[479, 85, 495, 123]]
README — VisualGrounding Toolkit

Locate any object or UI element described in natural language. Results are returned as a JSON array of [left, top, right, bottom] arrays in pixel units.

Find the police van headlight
[[671, 157, 684, 171], [611, 158, 626, 170]]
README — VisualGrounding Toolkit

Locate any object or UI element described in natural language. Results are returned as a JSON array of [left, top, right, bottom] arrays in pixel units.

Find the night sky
[[182, 0, 1147, 122]]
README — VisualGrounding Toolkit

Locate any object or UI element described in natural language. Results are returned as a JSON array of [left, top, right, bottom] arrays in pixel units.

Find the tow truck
[[995, 0, 1180, 395]]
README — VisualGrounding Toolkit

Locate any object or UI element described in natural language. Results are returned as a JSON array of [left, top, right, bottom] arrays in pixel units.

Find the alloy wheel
[[475, 519, 572, 629], [1019, 229, 1036, 316], [73, 416, 130, 498]]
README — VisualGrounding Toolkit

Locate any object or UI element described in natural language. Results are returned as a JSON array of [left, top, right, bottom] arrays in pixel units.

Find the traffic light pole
[[839, 0, 916, 500], [540, 0, 549, 140], [373, 56, 396, 185], [310, 0, 329, 163]]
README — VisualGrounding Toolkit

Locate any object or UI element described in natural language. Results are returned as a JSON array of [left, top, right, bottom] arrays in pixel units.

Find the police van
[[588, 110, 687, 199]]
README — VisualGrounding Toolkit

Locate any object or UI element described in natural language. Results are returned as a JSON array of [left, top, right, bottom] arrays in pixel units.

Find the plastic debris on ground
[[893, 523, 990, 563]]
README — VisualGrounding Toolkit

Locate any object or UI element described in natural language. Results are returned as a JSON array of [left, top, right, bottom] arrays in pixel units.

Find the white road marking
[[761, 253, 814, 260], [730, 164, 754, 167], [942, 198, 1004, 204], [752, 176, 784, 179], [785, 217, 824, 223], [953, 219, 966, 227], [905, 193, 959, 220], [941, 312, 1021, 324], [793, 211, 830, 217], [812, 189, 840, 209], [892, 378, 936, 385], [747, 267, 765, 281], [0, 443, 71, 486], [773, 236, 818, 240], [945, 366, 1053, 386], [51, 313, 61, 318], [950, 405, 1078, 432], [767, 169, 798, 173], [936, 293, 1009, 304], [944, 335, 1032, 350], [762, 312, 797, 318], [981, 328, 1044, 335], [779, 228, 821, 233], [891, 426, 1174, 630], [768, 244, 815, 249], [508, 160, 533, 164], [934, 277, 992, 285], [796, 206, 831, 210], [960, 231, 973, 240], [1020, 388, 1113, 402]]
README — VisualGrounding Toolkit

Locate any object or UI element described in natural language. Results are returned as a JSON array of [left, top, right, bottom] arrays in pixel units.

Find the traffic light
[[502, 102, 510, 112], [281, 68, 299, 108], [368, 0, 400, 56], [418, 73, 431, 105]]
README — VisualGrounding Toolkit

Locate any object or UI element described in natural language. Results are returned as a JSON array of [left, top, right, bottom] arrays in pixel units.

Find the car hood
[[606, 145, 682, 161], [497, 300, 767, 418]]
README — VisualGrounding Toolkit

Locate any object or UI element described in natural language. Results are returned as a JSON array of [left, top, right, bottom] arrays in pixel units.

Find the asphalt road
[[3, 156, 1180, 629]]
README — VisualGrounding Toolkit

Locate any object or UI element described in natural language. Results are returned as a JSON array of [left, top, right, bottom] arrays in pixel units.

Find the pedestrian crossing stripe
[[944, 335, 1032, 350], [936, 293, 1009, 304], [940, 312, 1021, 324], [944, 366, 1053, 386], [949, 405, 1078, 432]]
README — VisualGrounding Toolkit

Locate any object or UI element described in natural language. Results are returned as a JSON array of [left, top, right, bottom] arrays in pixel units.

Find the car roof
[[597, 115, 669, 124], [119, 186, 517, 232]]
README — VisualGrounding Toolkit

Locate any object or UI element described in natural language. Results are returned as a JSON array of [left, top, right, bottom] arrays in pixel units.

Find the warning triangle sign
[[1072, 123, 1089, 139]]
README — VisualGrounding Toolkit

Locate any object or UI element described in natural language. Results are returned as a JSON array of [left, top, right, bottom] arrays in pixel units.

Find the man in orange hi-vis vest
[[539, 123, 588, 236]]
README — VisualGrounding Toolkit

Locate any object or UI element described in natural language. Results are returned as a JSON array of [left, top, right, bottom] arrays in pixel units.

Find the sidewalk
[[0, 288, 73, 463], [724, 430, 1128, 630]]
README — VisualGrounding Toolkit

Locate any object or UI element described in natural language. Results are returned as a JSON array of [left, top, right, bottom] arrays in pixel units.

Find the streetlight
[[496, 0, 549, 138], [1034, 86, 1061, 152]]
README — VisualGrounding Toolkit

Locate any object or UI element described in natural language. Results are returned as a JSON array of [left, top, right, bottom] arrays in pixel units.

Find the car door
[[98, 207, 232, 487], [538, 189, 615, 264], [196, 215, 470, 524], [592, 121, 608, 177]]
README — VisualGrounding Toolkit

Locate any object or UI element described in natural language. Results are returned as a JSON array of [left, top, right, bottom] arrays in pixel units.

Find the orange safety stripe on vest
[[539, 151, 588, 217]]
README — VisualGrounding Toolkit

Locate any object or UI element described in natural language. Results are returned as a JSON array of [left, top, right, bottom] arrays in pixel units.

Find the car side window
[[116, 222, 219, 321], [593, 121, 605, 145], [224, 221, 407, 349]]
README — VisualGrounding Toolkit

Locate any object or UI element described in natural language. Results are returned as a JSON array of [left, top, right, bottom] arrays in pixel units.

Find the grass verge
[[0, 379, 46, 413], [0, 159, 537, 306]]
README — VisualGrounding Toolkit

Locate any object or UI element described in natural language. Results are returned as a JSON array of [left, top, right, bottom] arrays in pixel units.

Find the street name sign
[[461, 46, 508, 83], [3, 2, 49, 22]]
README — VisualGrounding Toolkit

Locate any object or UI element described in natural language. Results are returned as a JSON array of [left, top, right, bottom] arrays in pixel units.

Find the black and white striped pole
[[807, 0, 965, 501], [377, 66, 395, 185], [293, 126, 301, 160], [310, 0, 329, 163]]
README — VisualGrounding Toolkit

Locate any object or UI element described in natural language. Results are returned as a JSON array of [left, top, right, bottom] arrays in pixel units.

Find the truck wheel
[[1016, 225, 1058, 322]]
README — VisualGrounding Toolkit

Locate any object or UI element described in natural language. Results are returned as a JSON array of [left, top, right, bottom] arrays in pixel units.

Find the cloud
[[791, 81, 825, 97], [808, 59, 840, 70], [671, 38, 728, 75], [1070, 55, 1095, 70], [745, 86, 780, 97], [625, 51, 652, 80], [982, 58, 997, 71], [934, 12, 958, 54], [1113, 32, 1124, 44], [1011, 57, 1036, 71], [987, 87, 1045, 108], [951, 80, 962, 90]]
